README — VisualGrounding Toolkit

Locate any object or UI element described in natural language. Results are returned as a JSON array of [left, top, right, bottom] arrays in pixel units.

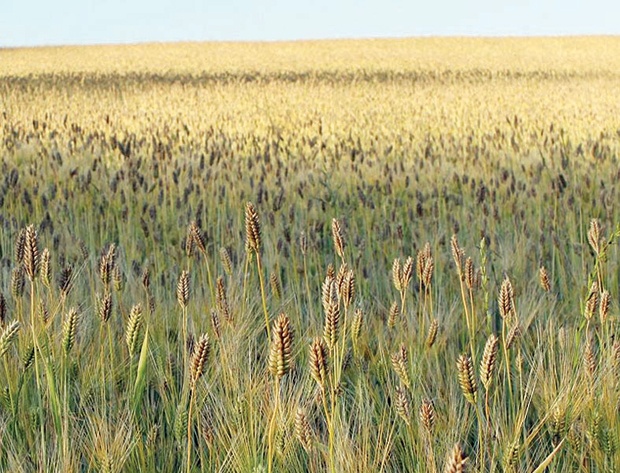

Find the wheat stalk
[[539, 266, 551, 292], [14, 228, 26, 266], [599, 290, 610, 324], [331, 218, 345, 262], [177, 270, 190, 309], [268, 313, 293, 473], [322, 270, 336, 314], [245, 202, 261, 253], [0, 320, 20, 358], [98, 292, 113, 323], [506, 324, 521, 349], [420, 397, 437, 471], [498, 276, 515, 321], [11, 266, 25, 300], [387, 301, 399, 329], [40, 248, 51, 288], [270, 272, 282, 301], [351, 308, 363, 349], [219, 247, 233, 276], [187, 333, 210, 473], [394, 385, 411, 425], [588, 218, 600, 255], [62, 308, 79, 355], [426, 318, 439, 348], [99, 253, 112, 289], [450, 235, 464, 274], [457, 354, 477, 405], [401, 256, 414, 291], [59, 265, 73, 299], [323, 286, 340, 351], [299, 231, 307, 256], [210, 309, 221, 340], [480, 334, 499, 391], [125, 304, 143, 357], [584, 337, 596, 379], [112, 265, 124, 292], [189, 221, 206, 254], [269, 313, 294, 380], [141, 266, 150, 291], [341, 269, 355, 309], [309, 337, 329, 389], [245, 201, 270, 339], [584, 281, 599, 321], [295, 407, 313, 452], [422, 256, 434, 290], [190, 333, 210, 387], [443, 443, 468, 473], [392, 258, 402, 292], [0, 293, 6, 329], [391, 344, 410, 389], [464, 257, 474, 291], [419, 398, 436, 434], [216, 276, 231, 322]]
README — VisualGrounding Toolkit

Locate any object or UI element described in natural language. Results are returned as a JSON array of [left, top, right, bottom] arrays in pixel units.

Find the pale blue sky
[[1, 0, 618, 47]]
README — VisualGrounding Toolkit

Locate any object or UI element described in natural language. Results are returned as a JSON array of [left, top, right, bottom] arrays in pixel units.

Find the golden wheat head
[[269, 313, 293, 380], [401, 256, 414, 290], [480, 334, 499, 391], [177, 270, 190, 309], [391, 344, 410, 389], [14, 228, 26, 266], [331, 218, 345, 260], [584, 281, 599, 321], [498, 276, 515, 320], [125, 303, 143, 357], [457, 354, 477, 404], [450, 235, 464, 274], [40, 248, 51, 288], [62, 308, 79, 355], [245, 201, 261, 253], [309, 337, 329, 388], [11, 266, 25, 300], [299, 231, 307, 256], [216, 276, 231, 322], [189, 220, 206, 254], [394, 385, 411, 425], [98, 291, 113, 323], [444, 443, 468, 473], [295, 407, 313, 452], [24, 225, 40, 281], [427, 318, 439, 348], [539, 266, 551, 292], [464, 257, 474, 290], [387, 300, 399, 329], [587, 218, 600, 255], [0, 320, 20, 358], [392, 258, 402, 292], [219, 247, 233, 275], [599, 290, 610, 323], [323, 285, 340, 350], [419, 398, 436, 434], [191, 333, 211, 386]]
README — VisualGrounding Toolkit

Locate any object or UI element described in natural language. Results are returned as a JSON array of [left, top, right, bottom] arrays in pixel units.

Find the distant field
[[3, 36, 620, 75], [0, 38, 619, 472]]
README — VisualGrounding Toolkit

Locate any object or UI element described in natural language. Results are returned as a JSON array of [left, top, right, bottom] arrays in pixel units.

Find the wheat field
[[1, 37, 620, 472]]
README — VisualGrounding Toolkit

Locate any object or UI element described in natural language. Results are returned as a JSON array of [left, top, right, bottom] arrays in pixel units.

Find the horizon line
[[2, 33, 619, 50]]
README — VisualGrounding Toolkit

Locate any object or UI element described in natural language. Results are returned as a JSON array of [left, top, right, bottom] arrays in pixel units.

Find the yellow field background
[[3, 37, 620, 171], [3, 37, 620, 75]]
